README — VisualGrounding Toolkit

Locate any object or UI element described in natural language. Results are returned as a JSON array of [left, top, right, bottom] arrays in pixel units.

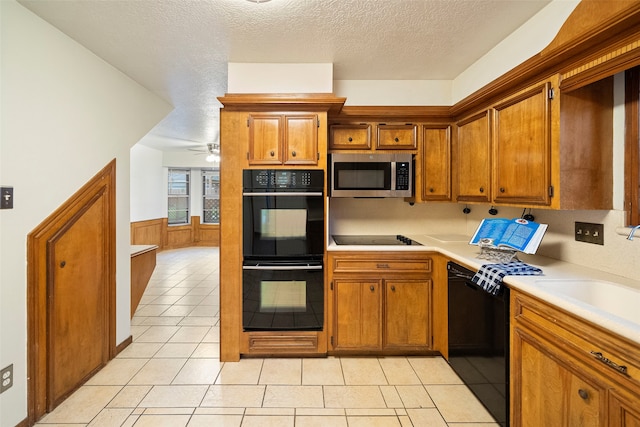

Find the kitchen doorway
[[27, 161, 116, 423]]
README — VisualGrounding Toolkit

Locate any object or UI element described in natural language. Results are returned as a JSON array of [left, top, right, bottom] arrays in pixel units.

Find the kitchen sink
[[535, 279, 640, 327]]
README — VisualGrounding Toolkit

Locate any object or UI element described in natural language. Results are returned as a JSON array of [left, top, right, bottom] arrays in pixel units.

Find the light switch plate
[[1, 186, 13, 209], [575, 222, 604, 245]]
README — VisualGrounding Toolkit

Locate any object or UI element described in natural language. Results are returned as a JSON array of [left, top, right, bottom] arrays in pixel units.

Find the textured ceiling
[[18, 0, 551, 151]]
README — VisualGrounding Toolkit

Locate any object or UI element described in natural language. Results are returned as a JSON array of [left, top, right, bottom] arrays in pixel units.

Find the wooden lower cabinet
[[514, 327, 606, 426], [333, 280, 382, 350], [511, 290, 640, 427], [328, 252, 433, 353], [384, 279, 431, 349]]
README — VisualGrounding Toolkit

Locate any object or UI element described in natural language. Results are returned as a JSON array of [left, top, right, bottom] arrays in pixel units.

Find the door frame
[[26, 160, 116, 424]]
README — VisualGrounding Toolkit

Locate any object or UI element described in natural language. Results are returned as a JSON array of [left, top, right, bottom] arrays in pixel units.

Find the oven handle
[[242, 192, 324, 197], [243, 264, 323, 271]]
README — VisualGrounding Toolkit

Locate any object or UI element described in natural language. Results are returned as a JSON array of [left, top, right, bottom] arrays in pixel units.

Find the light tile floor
[[35, 247, 498, 426]]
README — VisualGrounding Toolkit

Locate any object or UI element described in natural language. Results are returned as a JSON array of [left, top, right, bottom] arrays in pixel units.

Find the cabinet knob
[[578, 389, 589, 400], [291, 151, 296, 157], [270, 150, 275, 157], [394, 137, 400, 142], [429, 188, 434, 193], [500, 187, 505, 193], [348, 137, 353, 142], [370, 285, 375, 292], [391, 285, 396, 292], [59, 261, 66, 268], [479, 187, 484, 193]]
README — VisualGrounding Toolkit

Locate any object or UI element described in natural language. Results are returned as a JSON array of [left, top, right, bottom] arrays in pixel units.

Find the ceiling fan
[[189, 143, 220, 163]]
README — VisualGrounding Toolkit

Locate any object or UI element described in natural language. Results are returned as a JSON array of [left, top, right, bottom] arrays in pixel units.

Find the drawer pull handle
[[348, 137, 353, 142], [370, 285, 375, 292], [590, 351, 629, 376], [391, 285, 396, 292], [376, 263, 390, 268], [578, 389, 589, 400]]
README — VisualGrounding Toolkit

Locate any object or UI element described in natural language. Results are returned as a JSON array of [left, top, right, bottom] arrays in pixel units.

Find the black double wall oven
[[242, 169, 325, 331]]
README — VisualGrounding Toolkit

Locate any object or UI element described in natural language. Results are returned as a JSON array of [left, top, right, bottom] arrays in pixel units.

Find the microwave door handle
[[242, 192, 323, 197]]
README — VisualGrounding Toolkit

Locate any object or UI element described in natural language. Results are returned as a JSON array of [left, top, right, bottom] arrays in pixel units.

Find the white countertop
[[328, 234, 640, 345]]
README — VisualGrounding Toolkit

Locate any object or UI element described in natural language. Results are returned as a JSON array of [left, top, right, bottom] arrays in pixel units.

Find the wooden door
[[283, 114, 318, 165], [384, 279, 431, 349], [27, 161, 115, 422], [493, 81, 552, 205], [421, 125, 451, 201], [333, 280, 381, 350], [456, 111, 491, 203], [512, 327, 605, 427], [248, 114, 282, 164], [48, 192, 109, 408]]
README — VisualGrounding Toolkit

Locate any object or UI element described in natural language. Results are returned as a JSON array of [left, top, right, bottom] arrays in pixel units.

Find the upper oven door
[[243, 191, 324, 259]]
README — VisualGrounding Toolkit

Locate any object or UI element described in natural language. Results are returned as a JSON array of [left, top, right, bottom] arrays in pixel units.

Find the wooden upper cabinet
[[377, 124, 417, 149], [421, 125, 451, 201], [329, 124, 372, 150], [456, 111, 491, 203], [248, 114, 282, 164], [248, 113, 319, 165], [283, 114, 319, 164], [493, 79, 553, 206]]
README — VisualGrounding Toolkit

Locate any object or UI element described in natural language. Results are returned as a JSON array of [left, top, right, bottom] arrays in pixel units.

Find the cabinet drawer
[[330, 124, 372, 150], [512, 292, 640, 390], [332, 257, 432, 274], [377, 124, 417, 149]]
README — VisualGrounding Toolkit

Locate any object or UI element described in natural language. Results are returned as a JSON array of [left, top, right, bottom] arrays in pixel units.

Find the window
[[202, 169, 220, 224], [625, 67, 640, 226], [168, 169, 190, 225]]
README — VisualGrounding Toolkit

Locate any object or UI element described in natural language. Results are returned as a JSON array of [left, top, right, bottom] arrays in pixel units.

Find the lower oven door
[[242, 260, 324, 331]]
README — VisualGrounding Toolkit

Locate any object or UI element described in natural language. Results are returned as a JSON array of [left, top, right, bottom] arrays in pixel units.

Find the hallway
[[34, 247, 498, 426]]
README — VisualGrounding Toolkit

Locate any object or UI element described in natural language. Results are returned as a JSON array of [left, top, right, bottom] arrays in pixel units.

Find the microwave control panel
[[396, 162, 410, 190]]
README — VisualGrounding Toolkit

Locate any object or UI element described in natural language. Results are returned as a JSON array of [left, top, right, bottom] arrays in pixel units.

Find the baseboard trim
[[116, 335, 133, 355]]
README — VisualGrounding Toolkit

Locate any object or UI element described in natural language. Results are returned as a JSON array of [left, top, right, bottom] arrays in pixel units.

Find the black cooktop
[[332, 235, 422, 246]]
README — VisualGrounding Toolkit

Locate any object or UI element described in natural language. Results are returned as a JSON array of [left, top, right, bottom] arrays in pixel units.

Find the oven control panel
[[243, 169, 324, 191]]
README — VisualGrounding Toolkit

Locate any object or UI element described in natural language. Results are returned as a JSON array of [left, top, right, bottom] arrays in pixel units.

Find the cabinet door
[[377, 124, 417, 149], [493, 81, 552, 205], [248, 114, 282, 165], [610, 390, 640, 427], [333, 280, 382, 350], [384, 279, 431, 349], [421, 125, 451, 201], [284, 114, 318, 165], [512, 327, 605, 427], [456, 111, 491, 203], [330, 124, 372, 150]]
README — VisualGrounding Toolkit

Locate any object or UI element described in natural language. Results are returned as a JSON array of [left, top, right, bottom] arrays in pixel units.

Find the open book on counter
[[469, 217, 548, 254]]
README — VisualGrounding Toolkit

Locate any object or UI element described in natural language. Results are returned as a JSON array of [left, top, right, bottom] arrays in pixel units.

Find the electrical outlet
[[575, 222, 604, 245], [0, 364, 13, 393]]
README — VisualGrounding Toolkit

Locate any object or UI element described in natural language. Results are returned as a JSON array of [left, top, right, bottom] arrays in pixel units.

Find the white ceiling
[[18, 0, 551, 151]]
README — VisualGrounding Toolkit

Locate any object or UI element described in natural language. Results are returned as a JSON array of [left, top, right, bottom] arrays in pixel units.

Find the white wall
[[0, 2, 172, 425], [333, 0, 580, 106], [130, 144, 165, 222]]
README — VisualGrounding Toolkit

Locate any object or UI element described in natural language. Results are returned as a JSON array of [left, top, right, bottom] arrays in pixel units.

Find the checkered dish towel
[[472, 262, 543, 296]]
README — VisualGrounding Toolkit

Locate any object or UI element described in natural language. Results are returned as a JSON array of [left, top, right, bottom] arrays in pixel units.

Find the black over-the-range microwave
[[329, 153, 414, 198]]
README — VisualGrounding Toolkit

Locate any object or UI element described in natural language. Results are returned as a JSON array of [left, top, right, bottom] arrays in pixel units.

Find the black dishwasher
[[447, 261, 509, 427]]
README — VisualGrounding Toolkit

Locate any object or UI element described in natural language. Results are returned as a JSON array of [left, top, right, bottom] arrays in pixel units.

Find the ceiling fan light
[[206, 153, 220, 163]]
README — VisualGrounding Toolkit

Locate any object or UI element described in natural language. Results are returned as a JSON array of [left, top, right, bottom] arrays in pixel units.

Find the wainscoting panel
[[131, 217, 219, 249]]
